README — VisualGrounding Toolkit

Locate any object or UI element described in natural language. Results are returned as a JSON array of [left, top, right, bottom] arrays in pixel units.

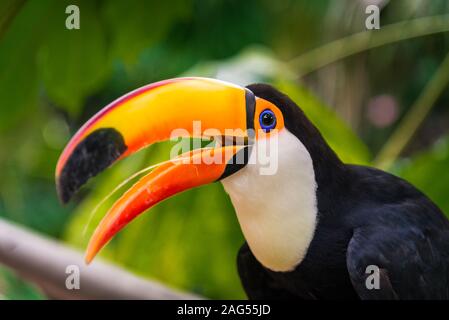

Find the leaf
[[0, 0, 26, 40], [0, 0, 54, 131], [0, 266, 44, 300], [102, 0, 192, 65], [395, 136, 449, 216], [37, 0, 109, 115], [276, 80, 371, 165]]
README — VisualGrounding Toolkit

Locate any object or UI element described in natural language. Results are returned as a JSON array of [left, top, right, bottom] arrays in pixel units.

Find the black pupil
[[262, 112, 274, 126]]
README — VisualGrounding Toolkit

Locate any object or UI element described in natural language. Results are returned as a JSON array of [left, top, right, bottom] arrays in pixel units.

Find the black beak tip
[[55, 128, 127, 204], [56, 179, 70, 204]]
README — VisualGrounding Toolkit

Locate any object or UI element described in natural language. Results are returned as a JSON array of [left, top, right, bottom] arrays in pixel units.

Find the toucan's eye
[[259, 109, 277, 132]]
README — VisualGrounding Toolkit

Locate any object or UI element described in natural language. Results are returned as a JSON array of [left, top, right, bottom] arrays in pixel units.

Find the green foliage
[[0, 0, 448, 299], [0, 266, 44, 300], [103, 0, 192, 65], [396, 137, 449, 216], [0, 0, 46, 131], [38, 0, 110, 116]]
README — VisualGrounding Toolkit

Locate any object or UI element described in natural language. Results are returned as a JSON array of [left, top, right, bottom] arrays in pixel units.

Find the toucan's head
[[56, 77, 341, 271]]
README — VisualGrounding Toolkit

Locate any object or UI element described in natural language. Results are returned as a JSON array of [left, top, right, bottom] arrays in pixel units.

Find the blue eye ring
[[259, 109, 277, 132]]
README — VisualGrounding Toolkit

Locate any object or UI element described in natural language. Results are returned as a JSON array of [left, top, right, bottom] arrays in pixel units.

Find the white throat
[[221, 129, 317, 272]]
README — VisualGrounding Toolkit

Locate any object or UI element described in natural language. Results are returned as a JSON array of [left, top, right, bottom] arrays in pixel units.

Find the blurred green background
[[0, 0, 449, 299]]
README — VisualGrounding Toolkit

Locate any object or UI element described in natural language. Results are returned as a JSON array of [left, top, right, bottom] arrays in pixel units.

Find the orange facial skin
[[253, 97, 285, 139]]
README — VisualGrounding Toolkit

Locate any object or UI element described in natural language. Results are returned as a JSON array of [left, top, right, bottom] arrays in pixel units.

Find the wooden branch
[[0, 218, 202, 300]]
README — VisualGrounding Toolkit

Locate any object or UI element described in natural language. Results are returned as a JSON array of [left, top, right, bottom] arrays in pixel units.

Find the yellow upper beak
[[56, 77, 255, 204]]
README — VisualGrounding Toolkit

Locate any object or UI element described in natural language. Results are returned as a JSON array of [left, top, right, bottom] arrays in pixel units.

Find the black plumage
[[238, 84, 449, 300]]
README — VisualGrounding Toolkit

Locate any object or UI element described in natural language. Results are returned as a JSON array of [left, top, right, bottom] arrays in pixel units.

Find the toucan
[[56, 77, 449, 300]]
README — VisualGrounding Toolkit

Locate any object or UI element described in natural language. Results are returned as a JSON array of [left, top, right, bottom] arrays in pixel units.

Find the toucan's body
[[237, 164, 449, 299], [56, 77, 449, 300], [232, 84, 449, 299]]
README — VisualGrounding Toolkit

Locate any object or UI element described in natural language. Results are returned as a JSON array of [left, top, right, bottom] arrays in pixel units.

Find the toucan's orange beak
[[55, 77, 256, 263], [84, 146, 245, 264]]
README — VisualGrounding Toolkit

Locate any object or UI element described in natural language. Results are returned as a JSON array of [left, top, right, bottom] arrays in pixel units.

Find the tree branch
[[0, 218, 202, 299]]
